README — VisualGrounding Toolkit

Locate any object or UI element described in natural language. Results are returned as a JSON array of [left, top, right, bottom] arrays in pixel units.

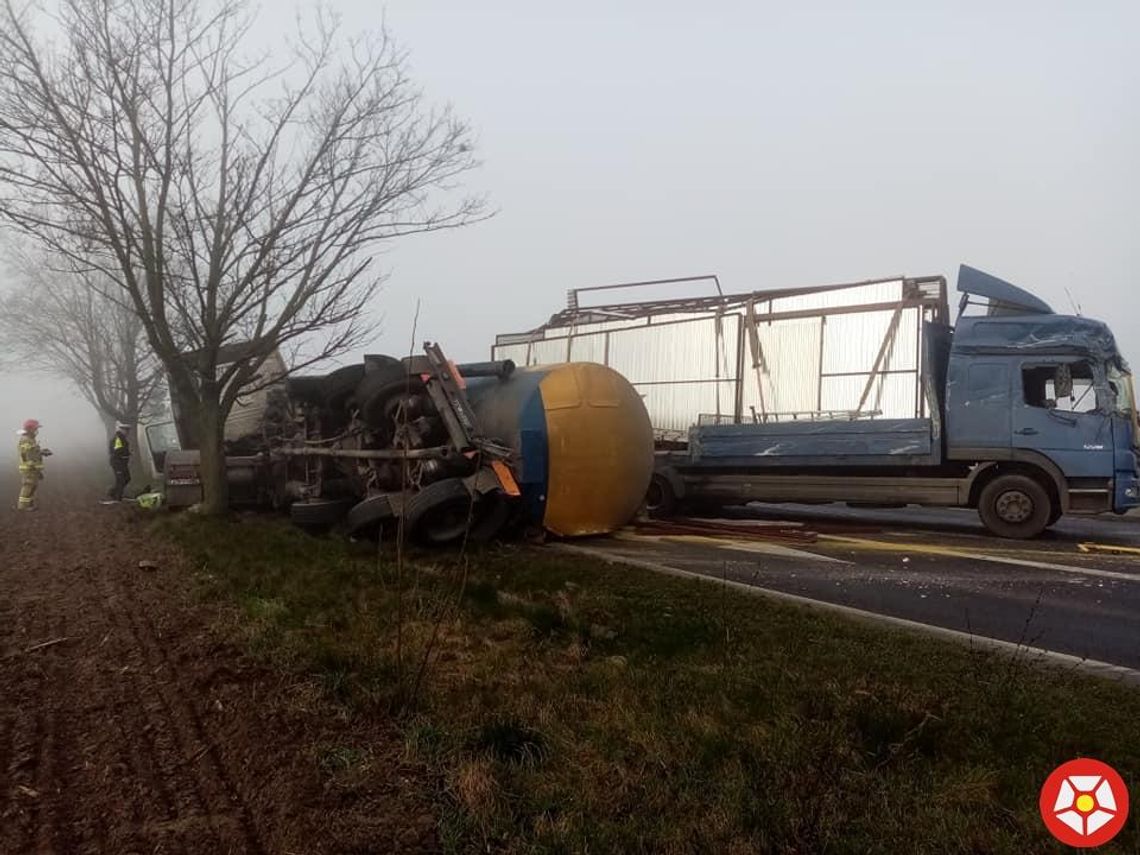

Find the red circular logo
[[1040, 759, 1129, 848]]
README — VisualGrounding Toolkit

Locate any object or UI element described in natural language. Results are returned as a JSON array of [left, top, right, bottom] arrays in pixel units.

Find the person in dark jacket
[[108, 423, 132, 501]]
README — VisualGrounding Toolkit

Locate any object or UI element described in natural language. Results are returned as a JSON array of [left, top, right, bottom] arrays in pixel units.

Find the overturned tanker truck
[[138, 344, 655, 543]]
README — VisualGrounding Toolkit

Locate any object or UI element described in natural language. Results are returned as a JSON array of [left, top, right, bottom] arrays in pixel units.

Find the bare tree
[[0, 249, 164, 475], [0, 0, 485, 512]]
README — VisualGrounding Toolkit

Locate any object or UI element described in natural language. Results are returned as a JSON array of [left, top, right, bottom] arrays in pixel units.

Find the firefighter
[[16, 419, 52, 511], [108, 422, 132, 502]]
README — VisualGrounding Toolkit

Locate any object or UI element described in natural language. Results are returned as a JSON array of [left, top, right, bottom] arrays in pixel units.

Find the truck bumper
[[1115, 474, 1140, 512]]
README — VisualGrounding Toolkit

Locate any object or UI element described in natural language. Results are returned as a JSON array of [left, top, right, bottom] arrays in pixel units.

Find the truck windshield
[[145, 421, 182, 461]]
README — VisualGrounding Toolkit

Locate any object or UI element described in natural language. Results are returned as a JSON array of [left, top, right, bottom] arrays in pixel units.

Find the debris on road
[[23, 636, 74, 654], [634, 517, 819, 544], [1078, 542, 1140, 556]]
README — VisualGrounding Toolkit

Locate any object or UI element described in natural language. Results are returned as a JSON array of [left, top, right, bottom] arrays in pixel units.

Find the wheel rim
[[995, 489, 1034, 524]]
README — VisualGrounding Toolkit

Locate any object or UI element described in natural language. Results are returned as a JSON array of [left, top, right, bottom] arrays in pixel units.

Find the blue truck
[[649, 266, 1140, 538]]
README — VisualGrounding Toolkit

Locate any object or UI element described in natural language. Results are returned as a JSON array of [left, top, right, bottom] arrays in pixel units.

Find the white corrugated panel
[[765, 280, 903, 314], [492, 279, 930, 430], [608, 316, 739, 384], [531, 338, 571, 365], [820, 307, 920, 375], [568, 331, 607, 363], [637, 381, 738, 433], [493, 342, 533, 365], [819, 373, 918, 419], [739, 317, 823, 416]]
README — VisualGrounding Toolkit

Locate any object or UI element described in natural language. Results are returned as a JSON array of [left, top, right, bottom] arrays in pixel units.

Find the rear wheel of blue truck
[[978, 475, 1053, 539], [645, 473, 678, 519]]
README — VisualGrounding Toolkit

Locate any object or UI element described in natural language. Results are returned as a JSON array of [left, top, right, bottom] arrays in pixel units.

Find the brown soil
[[0, 476, 439, 854]]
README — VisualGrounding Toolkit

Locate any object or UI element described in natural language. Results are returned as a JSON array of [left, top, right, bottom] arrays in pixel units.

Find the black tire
[[363, 354, 402, 373], [346, 494, 397, 537], [401, 478, 511, 546], [290, 498, 353, 532], [286, 375, 327, 405], [467, 490, 513, 544], [403, 478, 473, 546], [1047, 506, 1063, 528], [353, 365, 427, 432], [322, 364, 367, 411], [645, 473, 678, 519], [978, 475, 1053, 540]]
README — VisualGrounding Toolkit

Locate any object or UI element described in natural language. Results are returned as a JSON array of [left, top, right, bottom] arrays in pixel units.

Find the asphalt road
[[580, 505, 1140, 672]]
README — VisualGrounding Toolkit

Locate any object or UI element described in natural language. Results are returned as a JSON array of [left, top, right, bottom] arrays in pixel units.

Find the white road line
[[821, 535, 1140, 584], [554, 543, 1140, 689]]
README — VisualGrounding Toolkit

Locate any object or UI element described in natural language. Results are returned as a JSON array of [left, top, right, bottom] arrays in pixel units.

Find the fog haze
[[3, 0, 1137, 464]]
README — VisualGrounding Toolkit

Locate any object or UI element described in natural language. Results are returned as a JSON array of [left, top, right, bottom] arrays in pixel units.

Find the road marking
[[1078, 542, 1140, 557], [555, 543, 1140, 688], [616, 531, 853, 564], [819, 535, 1140, 583]]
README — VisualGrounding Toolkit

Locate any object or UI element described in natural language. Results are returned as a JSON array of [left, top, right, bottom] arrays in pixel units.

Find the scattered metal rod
[[637, 515, 883, 542], [635, 518, 819, 544]]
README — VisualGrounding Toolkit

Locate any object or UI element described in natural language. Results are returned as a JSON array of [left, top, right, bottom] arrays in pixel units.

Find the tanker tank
[[466, 362, 654, 537]]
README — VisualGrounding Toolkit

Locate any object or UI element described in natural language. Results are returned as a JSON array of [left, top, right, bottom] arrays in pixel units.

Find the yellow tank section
[[537, 363, 654, 536]]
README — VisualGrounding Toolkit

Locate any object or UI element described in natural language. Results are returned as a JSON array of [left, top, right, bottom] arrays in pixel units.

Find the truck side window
[[1022, 362, 1098, 414]]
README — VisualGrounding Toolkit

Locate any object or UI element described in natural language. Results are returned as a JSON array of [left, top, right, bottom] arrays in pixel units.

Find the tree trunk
[[98, 411, 116, 441], [196, 389, 229, 515]]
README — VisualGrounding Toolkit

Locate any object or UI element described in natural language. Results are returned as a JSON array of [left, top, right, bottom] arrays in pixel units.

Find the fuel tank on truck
[[466, 363, 654, 536]]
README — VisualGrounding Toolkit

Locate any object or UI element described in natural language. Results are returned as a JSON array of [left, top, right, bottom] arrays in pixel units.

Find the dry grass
[[164, 515, 1140, 854]]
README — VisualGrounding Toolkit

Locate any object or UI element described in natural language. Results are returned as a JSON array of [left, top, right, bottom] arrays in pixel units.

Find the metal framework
[[494, 274, 950, 440]]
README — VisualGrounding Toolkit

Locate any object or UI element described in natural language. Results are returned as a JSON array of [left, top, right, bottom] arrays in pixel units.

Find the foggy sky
[[3, 0, 1138, 461]]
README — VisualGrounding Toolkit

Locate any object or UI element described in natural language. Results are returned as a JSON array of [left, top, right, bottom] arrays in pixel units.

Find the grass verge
[[162, 514, 1140, 854]]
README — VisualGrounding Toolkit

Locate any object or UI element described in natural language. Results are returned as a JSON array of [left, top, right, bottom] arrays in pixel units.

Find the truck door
[[947, 360, 1012, 452], [1013, 360, 1114, 503]]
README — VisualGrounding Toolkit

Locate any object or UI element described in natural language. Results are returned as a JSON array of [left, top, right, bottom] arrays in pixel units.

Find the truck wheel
[[978, 475, 1052, 539], [467, 490, 513, 543], [290, 498, 353, 533], [346, 494, 397, 539], [403, 478, 509, 546], [354, 367, 427, 434], [286, 375, 327, 405], [645, 473, 678, 519], [322, 364, 367, 411]]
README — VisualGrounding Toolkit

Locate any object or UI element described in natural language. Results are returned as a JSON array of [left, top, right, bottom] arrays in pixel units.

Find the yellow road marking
[[820, 535, 1138, 583], [1078, 542, 1140, 557]]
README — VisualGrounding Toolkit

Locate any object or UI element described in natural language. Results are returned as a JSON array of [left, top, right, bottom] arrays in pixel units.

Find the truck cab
[[945, 266, 1140, 527]]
